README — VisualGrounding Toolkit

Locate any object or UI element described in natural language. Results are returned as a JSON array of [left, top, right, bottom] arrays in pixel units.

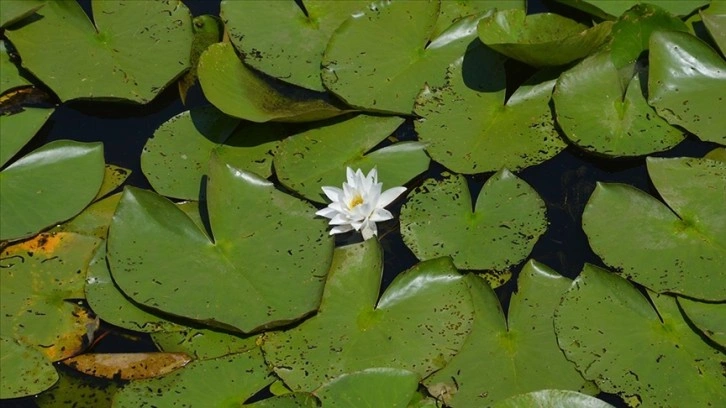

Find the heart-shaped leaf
[[113, 350, 272, 407], [199, 41, 348, 123], [314, 368, 420, 408], [274, 114, 428, 203], [425, 261, 591, 407], [553, 51, 685, 156], [142, 105, 286, 200], [0, 140, 105, 241], [221, 0, 370, 91], [0, 39, 32, 94], [554, 264, 726, 407], [0, 336, 58, 399], [152, 328, 258, 361], [582, 156, 726, 300], [4, 0, 192, 103], [554, 0, 709, 20], [0, 106, 53, 168], [493, 390, 615, 408], [678, 298, 726, 347], [108, 157, 334, 333], [400, 171, 547, 274], [322, 1, 487, 114], [477, 9, 613, 67], [415, 44, 566, 174], [0, 232, 101, 361], [648, 30, 726, 145], [262, 240, 474, 391]]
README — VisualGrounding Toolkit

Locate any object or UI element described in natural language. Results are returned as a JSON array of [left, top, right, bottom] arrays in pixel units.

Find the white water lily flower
[[316, 167, 407, 240]]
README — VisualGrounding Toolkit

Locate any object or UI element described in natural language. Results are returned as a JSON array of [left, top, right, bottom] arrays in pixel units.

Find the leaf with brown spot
[[62, 352, 191, 380]]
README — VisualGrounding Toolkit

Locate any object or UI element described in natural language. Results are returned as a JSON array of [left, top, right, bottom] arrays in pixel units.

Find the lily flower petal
[[378, 186, 407, 208]]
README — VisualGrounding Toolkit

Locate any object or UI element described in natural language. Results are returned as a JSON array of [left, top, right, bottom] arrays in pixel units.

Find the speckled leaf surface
[[554, 264, 726, 407], [262, 240, 474, 391], [0, 336, 58, 399], [62, 352, 190, 380], [35, 367, 119, 408], [477, 9, 612, 67], [582, 157, 726, 300], [314, 368, 420, 408], [554, 0, 709, 19], [4, 0, 192, 103], [199, 42, 348, 122], [415, 44, 565, 174], [108, 157, 334, 333], [425, 261, 590, 407], [152, 328, 258, 360], [648, 30, 726, 145], [322, 1, 487, 114], [553, 51, 685, 156], [678, 298, 726, 347], [400, 171, 547, 273], [142, 106, 286, 200], [0, 39, 31, 94], [222, 0, 369, 91], [0, 233, 100, 361], [0, 106, 53, 168], [112, 350, 272, 407], [0, 140, 105, 241], [94, 165, 131, 202], [493, 390, 615, 408], [275, 114, 428, 203]]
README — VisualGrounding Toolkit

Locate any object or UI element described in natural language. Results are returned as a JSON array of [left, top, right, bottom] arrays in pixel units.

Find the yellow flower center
[[349, 194, 364, 208]]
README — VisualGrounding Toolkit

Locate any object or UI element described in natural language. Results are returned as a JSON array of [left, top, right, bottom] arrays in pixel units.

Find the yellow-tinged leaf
[[62, 352, 192, 380]]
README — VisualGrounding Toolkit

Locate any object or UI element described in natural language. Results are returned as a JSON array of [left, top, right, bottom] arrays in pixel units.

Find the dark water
[[4, 0, 719, 406]]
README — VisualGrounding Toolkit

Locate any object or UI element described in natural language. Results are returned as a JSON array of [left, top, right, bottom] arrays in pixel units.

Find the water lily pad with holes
[[108, 157, 334, 333], [678, 298, 726, 346], [554, 0, 709, 20], [400, 171, 547, 274], [582, 157, 726, 300], [152, 328, 258, 360], [0, 106, 53, 168], [274, 114, 428, 203], [262, 240, 475, 391], [199, 42, 348, 123], [700, 1, 726, 54], [415, 44, 566, 174], [0, 39, 31, 94], [221, 0, 370, 91], [553, 51, 685, 157], [648, 30, 726, 145], [433, 0, 524, 38], [0, 140, 105, 241], [0, 233, 101, 361], [493, 390, 615, 408], [0, 0, 45, 28], [554, 264, 726, 406], [113, 350, 272, 407], [314, 368, 420, 408], [0, 336, 58, 399], [142, 105, 287, 200], [4, 0, 192, 103], [322, 1, 487, 114], [477, 9, 613, 67], [425, 261, 591, 407]]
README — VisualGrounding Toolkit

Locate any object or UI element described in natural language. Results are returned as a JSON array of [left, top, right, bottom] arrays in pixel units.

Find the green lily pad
[[400, 171, 547, 274], [35, 366, 119, 408], [0, 232, 101, 361], [1, 39, 31, 94], [142, 105, 287, 200], [554, 264, 726, 406], [152, 328, 258, 360], [477, 9, 613, 67], [554, 0, 709, 20], [609, 3, 688, 69], [108, 157, 334, 333], [222, 0, 370, 91], [0, 106, 53, 168], [678, 298, 726, 346], [433, 0, 524, 38], [4, 0, 192, 103], [314, 368, 420, 408], [274, 114, 428, 203], [247, 393, 319, 408], [262, 240, 475, 391], [582, 157, 726, 300], [198, 41, 348, 123], [701, 1, 726, 54], [425, 261, 590, 407], [0, 140, 105, 241], [86, 244, 181, 334], [493, 390, 615, 408], [648, 30, 726, 145], [322, 1, 487, 114], [53, 193, 121, 240], [0, 0, 45, 28], [0, 336, 58, 399], [553, 50, 685, 156], [414, 44, 566, 174], [113, 350, 272, 407]]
